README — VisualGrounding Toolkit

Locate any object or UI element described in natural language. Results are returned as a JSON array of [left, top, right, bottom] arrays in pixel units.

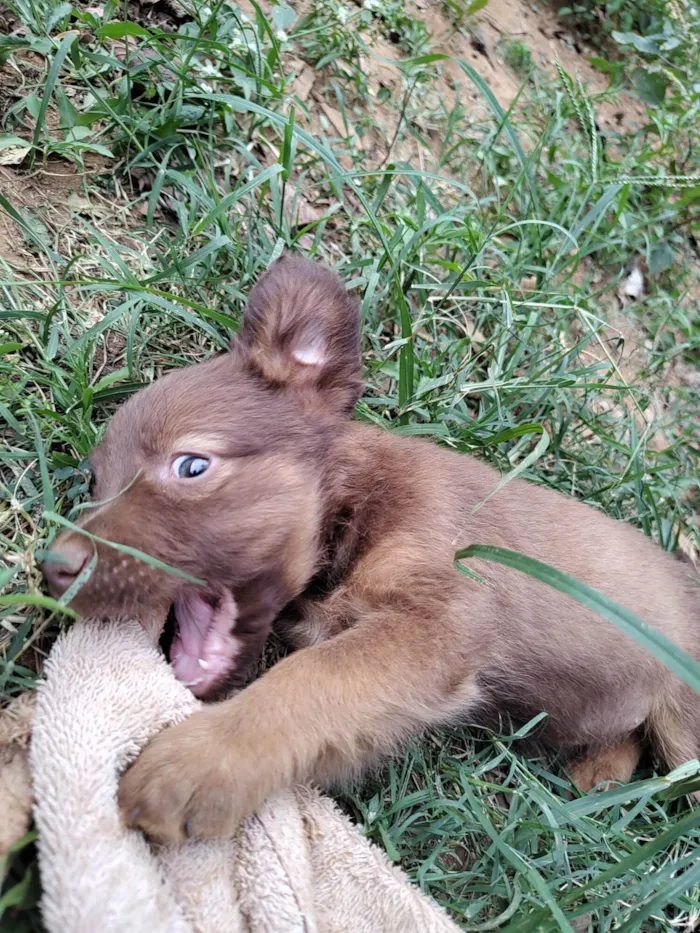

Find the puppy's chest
[[275, 589, 356, 649]]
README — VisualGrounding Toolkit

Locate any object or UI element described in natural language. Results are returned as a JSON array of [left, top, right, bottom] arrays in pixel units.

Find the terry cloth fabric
[[0, 690, 36, 856], [26, 618, 460, 933]]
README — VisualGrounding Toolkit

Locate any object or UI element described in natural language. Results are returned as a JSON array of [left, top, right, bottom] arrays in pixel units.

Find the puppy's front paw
[[118, 706, 268, 843]]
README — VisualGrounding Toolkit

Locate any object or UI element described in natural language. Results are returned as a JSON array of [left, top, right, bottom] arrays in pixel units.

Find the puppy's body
[[282, 423, 698, 770], [44, 256, 699, 842]]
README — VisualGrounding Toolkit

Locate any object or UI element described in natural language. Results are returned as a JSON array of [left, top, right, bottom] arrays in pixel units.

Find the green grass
[[1, 0, 699, 929], [502, 39, 534, 79]]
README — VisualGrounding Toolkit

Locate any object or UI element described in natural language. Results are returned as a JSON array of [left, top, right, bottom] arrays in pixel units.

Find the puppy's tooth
[[182, 677, 204, 687], [198, 658, 210, 670]]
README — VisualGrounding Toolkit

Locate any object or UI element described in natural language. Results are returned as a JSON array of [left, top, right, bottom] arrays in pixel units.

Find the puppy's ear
[[234, 254, 362, 417]]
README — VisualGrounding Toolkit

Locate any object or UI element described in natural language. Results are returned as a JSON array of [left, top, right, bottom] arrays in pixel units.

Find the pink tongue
[[170, 590, 239, 697], [170, 592, 212, 687]]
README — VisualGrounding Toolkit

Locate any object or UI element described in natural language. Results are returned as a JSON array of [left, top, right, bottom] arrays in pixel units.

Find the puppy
[[43, 255, 700, 843]]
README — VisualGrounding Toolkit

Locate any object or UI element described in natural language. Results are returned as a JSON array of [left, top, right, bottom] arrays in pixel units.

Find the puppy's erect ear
[[234, 254, 362, 416]]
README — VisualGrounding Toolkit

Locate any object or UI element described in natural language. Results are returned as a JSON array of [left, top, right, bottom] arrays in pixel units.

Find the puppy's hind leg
[[648, 686, 700, 782], [570, 687, 700, 798], [568, 733, 642, 793]]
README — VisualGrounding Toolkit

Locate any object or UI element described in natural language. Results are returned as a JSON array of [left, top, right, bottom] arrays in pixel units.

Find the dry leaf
[[620, 256, 646, 301], [316, 100, 348, 137], [289, 57, 315, 103], [283, 189, 326, 227], [0, 145, 31, 166]]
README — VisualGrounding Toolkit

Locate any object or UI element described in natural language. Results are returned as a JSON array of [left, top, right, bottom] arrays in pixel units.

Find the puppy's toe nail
[[184, 817, 194, 839], [128, 806, 141, 827]]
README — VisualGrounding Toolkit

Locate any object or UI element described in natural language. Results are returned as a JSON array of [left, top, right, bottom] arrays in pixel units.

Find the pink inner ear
[[292, 336, 326, 367]]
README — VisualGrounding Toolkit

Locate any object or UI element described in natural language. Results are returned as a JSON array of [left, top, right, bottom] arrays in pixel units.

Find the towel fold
[[23, 618, 459, 933], [0, 690, 36, 856]]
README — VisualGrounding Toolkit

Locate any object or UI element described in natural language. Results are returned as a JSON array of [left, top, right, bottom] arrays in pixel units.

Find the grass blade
[[31, 33, 78, 153], [455, 58, 541, 218]]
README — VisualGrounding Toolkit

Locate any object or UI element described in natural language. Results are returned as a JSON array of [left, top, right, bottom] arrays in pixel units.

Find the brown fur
[[43, 255, 700, 843]]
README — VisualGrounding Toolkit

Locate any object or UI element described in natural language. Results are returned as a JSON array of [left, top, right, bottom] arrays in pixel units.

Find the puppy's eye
[[172, 455, 211, 479], [88, 471, 97, 495]]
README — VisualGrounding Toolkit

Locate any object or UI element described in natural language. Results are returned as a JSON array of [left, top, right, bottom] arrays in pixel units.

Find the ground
[[0, 0, 699, 929]]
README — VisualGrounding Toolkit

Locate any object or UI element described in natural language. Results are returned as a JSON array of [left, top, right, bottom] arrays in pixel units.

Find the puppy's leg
[[119, 611, 474, 843], [568, 734, 642, 792], [647, 686, 700, 803], [649, 685, 700, 772]]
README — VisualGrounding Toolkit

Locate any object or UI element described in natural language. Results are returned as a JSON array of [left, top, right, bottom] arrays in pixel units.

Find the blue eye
[[172, 455, 210, 479]]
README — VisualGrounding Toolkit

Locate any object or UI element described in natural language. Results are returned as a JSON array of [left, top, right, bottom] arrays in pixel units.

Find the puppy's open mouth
[[164, 588, 240, 697]]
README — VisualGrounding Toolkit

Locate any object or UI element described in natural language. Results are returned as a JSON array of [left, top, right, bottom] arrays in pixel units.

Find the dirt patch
[[274, 0, 649, 177], [394, 0, 646, 139], [467, 0, 645, 129], [0, 159, 110, 268], [0, 44, 114, 268]]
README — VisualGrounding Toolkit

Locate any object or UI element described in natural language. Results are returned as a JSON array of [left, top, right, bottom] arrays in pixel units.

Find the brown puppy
[[43, 255, 700, 843]]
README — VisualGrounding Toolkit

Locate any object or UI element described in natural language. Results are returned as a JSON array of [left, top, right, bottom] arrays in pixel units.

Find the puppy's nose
[[42, 540, 91, 597]]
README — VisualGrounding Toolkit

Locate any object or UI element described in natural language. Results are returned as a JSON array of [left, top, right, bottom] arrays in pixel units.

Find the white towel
[[23, 618, 459, 933]]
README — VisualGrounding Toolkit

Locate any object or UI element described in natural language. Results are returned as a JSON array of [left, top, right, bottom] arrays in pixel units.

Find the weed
[[441, 0, 490, 29], [502, 39, 534, 78]]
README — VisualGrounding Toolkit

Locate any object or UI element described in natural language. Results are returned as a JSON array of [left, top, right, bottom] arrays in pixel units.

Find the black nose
[[42, 540, 91, 597]]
